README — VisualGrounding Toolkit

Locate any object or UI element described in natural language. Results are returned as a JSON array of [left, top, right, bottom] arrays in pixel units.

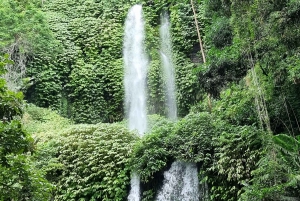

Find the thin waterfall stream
[[156, 13, 200, 201], [159, 12, 177, 121]]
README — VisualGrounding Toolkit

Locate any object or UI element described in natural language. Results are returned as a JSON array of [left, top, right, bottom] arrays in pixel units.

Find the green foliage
[[0, 120, 31, 161], [0, 0, 58, 91], [21, 0, 203, 122], [147, 58, 166, 116], [175, 55, 202, 116], [23, 105, 72, 190], [34, 68, 62, 109], [0, 153, 53, 201], [131, 113, 214, 200], [241, 134, 300, 200], [132, 118, 174, 182], [129, 111, 265, 201], [1, 0, 298, 200], [25, 106, 138, 200], [212, 82, 258, 126], [209, 125, 264, 201], [67, 60, 108, 123], [0, 0, 54, 51], [196, 0, 300, 198], [198, 43, 246, 97], [169, 2, 199, 55], [207, 17, 232, 49], [168, 112, 214, 163], [27, 115, 138, 201], [0, 55, 52, 200], [22, 104, 71, 141], [52, 124, 137, 201], [129, 113, 216, 200], [25, 0, 128, 122]]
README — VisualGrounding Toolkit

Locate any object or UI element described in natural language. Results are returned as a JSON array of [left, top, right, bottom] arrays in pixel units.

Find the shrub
[[53, 123, 138, 201]]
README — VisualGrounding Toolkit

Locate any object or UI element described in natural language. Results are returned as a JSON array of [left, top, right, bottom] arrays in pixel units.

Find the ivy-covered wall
[[2, 0, 300, 200], [24, 0, 203, 123]]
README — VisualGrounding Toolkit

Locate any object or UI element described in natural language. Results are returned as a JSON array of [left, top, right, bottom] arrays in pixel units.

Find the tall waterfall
[[159, 13, 177, 120], [156, 162, 200, 201], [156, 14, 200, 201], [124, 4, 148, 136], [124, 7, 200, 201], [123, 4, 148, 201]]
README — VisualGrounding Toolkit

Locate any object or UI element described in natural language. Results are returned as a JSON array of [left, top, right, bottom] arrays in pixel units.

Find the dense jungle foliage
[[1, 0, 300, 200]]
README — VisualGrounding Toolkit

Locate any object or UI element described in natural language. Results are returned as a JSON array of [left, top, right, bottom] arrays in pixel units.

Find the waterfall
[[156, 162, 200, 201], [156, 14, 200, 201], [127, 172, 141, 201], [123, 4, 148, 201], [124, 4, 148, 136], [124, 7, 200, 201], [159, 13, 177, 121]]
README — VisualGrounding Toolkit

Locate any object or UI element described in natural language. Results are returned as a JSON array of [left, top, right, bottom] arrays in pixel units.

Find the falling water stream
[[124, 7, 200, 201], [156, 13, 200, 201], [124, 4, 148, 136], [156, 162, 200, 201], [124, 5, 148, 201], [159, 13, 177, 121]]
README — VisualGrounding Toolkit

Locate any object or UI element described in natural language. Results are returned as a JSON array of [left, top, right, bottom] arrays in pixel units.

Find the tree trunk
[[190, 0, 206, 63]]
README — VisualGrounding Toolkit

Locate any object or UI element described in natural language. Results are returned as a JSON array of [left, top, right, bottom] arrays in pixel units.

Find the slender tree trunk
[[190, 0, 206, 63], [190, 0, 212, 112]]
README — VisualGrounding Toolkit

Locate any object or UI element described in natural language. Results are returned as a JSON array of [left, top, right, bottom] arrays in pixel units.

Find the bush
[[52, 123, 138, 201], [240, 134, 300, 200], [168, 112, 215, 164], [132, 118, 174, 182], [208, 124, 264, 201], [22, 104, 71, 142]]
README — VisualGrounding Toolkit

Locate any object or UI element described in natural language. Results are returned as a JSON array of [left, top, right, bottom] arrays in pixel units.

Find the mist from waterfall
[[159, 13, 177, 121], [124, 4, 148, 136], [124, 4, 148, 201]]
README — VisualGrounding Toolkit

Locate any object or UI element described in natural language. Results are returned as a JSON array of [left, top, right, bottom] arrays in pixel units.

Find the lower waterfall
[[156, 161, 200, 201]]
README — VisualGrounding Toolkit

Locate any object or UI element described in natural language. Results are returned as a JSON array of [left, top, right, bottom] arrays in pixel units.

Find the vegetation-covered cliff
[[0, 0, 300, 200]]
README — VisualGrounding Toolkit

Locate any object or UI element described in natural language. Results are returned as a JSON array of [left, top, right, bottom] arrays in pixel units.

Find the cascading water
[[124, 7, 200, 201], [128, 172, 141, 201], [156, 162, 200, 201], [159, 13, 177, 121], [123, 5, 148, 201], [156, 13, 200, 201], [124, 4, 148, 136]]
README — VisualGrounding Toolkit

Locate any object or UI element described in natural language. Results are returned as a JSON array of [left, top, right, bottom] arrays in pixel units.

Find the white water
[[159, 13, 177, 121], [127, 172, 141, 201], [124, 8, 200, 201], [156, 161, 200, 201], [124, 4, 148, 136], [157, 14, 200, 201], [124, 5, 148, 201]]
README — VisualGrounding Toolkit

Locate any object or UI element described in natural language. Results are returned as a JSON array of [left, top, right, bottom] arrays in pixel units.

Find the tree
[[0, 54, 52, 200], [0, 0, 57, 91]]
